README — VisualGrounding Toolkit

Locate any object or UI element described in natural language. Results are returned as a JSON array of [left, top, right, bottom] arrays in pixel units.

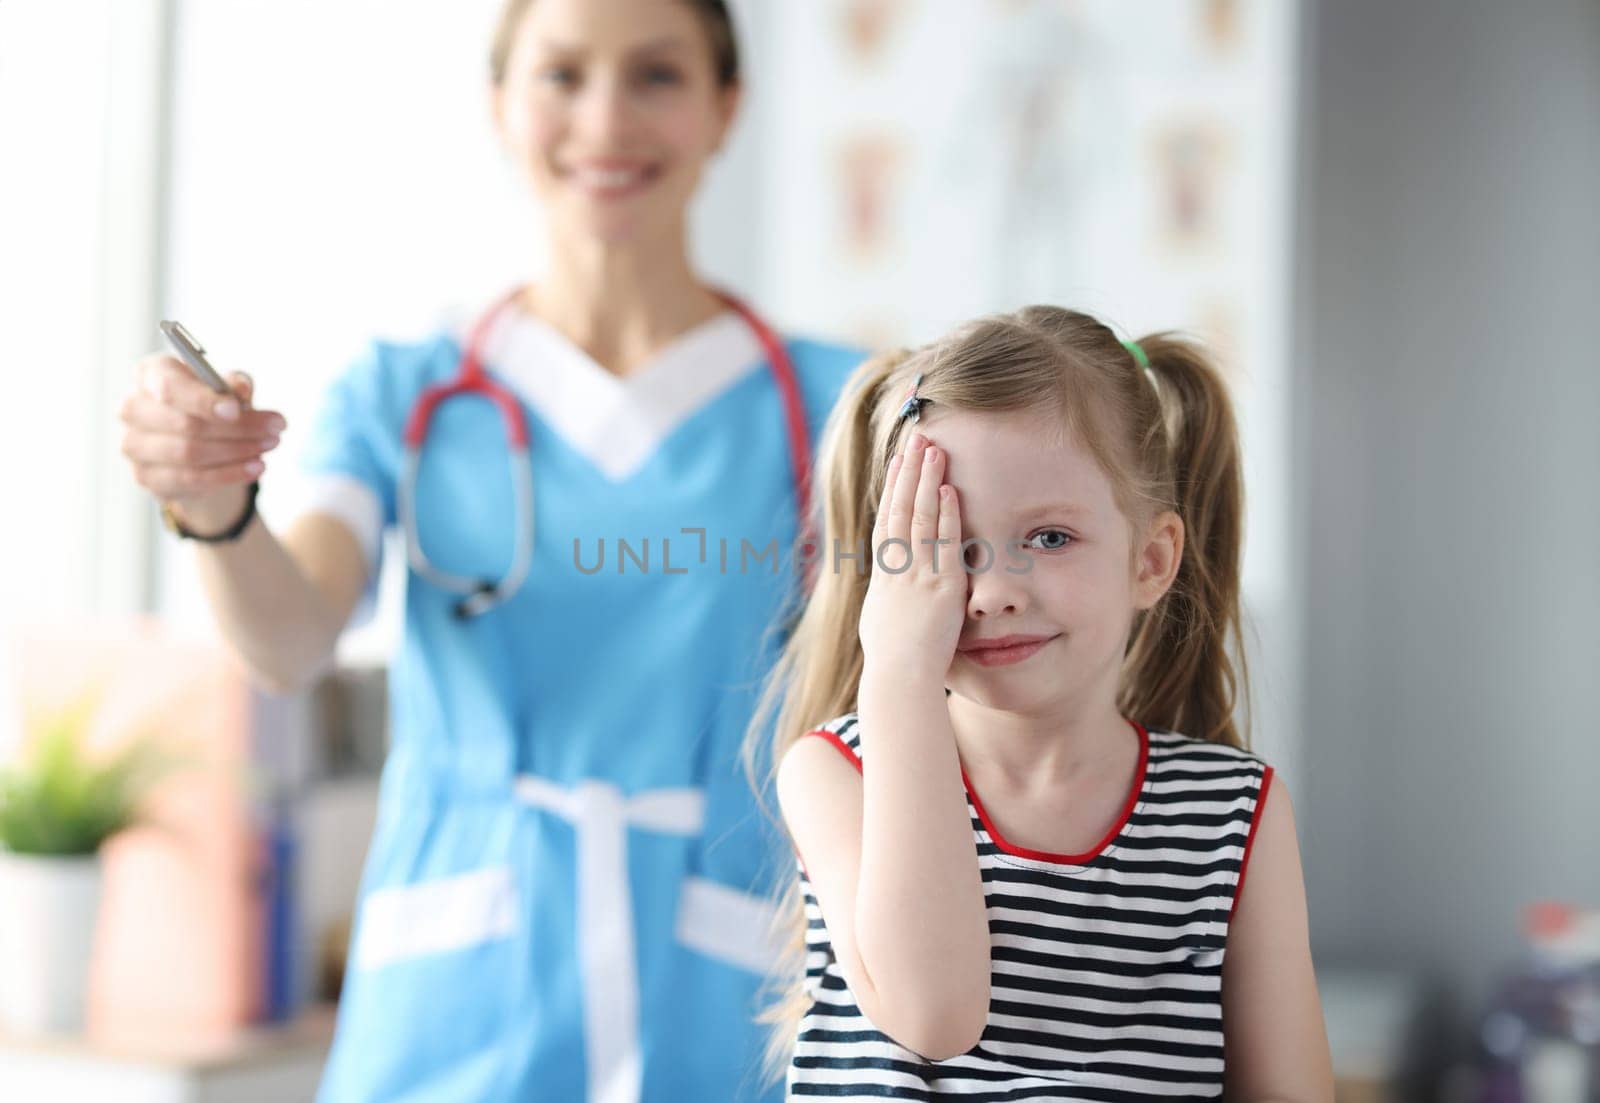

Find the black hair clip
[[898, 372, 929, 424]]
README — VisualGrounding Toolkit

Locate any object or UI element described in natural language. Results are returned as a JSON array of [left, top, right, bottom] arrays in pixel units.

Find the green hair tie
[[1122, 338, 1160, 394]]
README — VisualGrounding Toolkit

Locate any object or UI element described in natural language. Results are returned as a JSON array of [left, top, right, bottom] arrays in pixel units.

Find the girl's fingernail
[[909, 432, 926, 448], [925, 445, 938, 463], [214, 399, 240, 420], [245, 460, 264, 475]]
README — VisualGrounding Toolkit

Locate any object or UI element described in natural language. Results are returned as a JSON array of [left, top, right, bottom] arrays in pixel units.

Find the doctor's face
[[493, 0, 739, 247]]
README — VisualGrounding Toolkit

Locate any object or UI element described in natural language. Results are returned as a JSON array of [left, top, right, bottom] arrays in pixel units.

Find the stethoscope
[[399, 287, 815, 619]]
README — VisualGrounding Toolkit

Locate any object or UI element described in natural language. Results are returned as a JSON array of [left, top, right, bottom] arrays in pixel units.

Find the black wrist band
[[162, 481, 260, 543]]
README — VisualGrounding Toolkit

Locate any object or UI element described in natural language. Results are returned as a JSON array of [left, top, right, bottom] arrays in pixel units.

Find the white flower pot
[[0, 850, 103, 1035]]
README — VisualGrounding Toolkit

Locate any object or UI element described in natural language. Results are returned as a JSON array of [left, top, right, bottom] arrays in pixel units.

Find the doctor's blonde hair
[[744, 305, 1252, 1080]]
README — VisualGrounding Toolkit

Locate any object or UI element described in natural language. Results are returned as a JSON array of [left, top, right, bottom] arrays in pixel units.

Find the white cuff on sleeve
[[289, 472, 385, 573]]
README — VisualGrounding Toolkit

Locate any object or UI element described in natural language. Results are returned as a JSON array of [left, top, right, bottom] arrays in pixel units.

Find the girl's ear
[[1133, 511, 1184, 611]]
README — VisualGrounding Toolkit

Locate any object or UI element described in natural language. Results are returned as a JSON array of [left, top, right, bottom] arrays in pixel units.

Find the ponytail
[[745, 346, 913, 783], [742, 346, 913, 1084], [1118, 334, 1250, 748]]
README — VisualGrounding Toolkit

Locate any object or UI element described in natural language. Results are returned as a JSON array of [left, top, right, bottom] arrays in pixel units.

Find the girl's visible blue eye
[[541, 66, 580, 88], [1026, 529, 1073, 551]]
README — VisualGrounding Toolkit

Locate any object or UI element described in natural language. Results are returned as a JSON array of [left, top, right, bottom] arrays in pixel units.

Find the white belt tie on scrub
[[512, 775, 729, 1103]]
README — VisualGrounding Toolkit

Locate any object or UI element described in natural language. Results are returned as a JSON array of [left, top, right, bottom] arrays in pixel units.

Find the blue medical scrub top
[[297, 307, 859, 1102]]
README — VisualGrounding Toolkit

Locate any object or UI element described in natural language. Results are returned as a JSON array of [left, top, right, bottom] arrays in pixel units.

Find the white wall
[[1299, 0, 1600, 1080], [0, 0, 144, 756]]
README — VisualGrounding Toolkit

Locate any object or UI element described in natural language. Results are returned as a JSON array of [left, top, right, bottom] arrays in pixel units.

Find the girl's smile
[[956, 632, 1060, 667]]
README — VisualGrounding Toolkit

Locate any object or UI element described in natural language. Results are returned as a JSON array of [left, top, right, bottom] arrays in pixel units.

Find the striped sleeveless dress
[[789, 712, 1274, 1100]]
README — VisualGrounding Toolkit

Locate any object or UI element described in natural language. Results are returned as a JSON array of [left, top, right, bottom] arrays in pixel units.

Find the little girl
[[750, 307, 1333, 1098]]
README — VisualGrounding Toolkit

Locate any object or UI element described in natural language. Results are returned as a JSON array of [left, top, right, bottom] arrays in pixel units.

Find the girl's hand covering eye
[[857, 432, 968, 687]]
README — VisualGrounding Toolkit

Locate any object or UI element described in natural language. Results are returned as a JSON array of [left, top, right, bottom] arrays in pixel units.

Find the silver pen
[[159, 320, 232, 395]]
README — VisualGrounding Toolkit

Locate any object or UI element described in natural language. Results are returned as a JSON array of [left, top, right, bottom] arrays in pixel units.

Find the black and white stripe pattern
[[790, 712, 1273, 1100]]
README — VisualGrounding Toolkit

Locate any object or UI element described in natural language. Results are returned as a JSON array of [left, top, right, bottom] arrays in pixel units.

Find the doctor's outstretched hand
[[857, 431, 968, 688], [119, 354, 287, 530]]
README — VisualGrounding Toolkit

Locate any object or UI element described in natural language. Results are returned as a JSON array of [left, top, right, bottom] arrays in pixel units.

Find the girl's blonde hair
[[742, 305, 1251, 1082]]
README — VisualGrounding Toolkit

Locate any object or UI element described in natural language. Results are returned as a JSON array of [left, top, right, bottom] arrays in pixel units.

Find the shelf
[[0, 1005, 335, 1103]]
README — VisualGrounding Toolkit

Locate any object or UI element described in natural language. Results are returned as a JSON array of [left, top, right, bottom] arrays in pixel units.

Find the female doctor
[[117, 0, 858, 1099]]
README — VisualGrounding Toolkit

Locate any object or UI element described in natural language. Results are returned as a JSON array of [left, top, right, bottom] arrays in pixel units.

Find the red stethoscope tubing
[[401, 288, 815, 617]]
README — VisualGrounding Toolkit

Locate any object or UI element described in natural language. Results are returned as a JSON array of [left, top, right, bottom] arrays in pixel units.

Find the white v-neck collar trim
[[469, 306, 766, 481]]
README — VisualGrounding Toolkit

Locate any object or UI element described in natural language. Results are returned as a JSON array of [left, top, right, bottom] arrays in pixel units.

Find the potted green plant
[[0, 693, 171, 1035]]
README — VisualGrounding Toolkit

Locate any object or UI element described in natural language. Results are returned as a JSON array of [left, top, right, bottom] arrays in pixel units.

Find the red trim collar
[[961, 719, 1149, 866]]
